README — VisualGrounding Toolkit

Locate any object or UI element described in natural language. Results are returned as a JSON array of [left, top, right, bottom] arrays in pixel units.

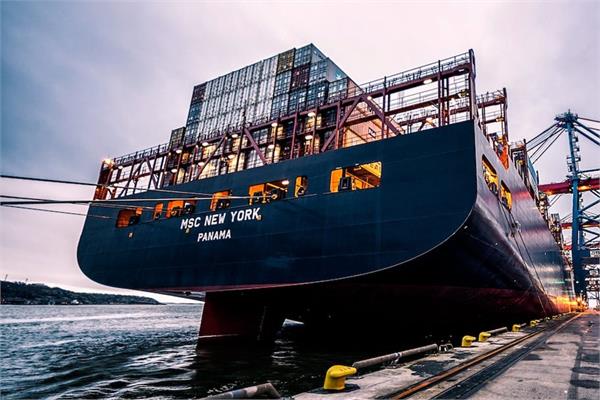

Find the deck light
[[118, 165, 124, 170], [305, 134, 314, 141], [198, 161, 206, 166], [103, 158, 113, 165], [366, 95, 372, 100], [282, 179, 290, 185], [171, 168, 178, 173], [423, 78, 433, 84], [271, 122, 278, 128], [201, 141, 210, 147], [175, 149, 182, 154], [231, 132, 239, 139], [267, 144, 275, 150], [307, 111, 316, 118], [227, 154, 236, 160], [426, 117, 434, 123]]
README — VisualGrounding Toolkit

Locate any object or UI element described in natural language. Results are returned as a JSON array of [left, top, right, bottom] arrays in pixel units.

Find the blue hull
[[77, 120, 572, 340]]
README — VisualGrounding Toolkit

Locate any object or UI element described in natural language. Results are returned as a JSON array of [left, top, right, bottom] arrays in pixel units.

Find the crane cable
[[2, 204, 111, 219], [0, 174, 251, 199], [0, 195, 156, 210], [0, 196, 233, 207]]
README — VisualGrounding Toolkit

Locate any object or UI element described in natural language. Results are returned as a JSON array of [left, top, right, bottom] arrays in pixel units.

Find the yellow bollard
[[462, 335, 476, 347], [512, 324, 521, 332], [323, 365, 357, 391], [478, 332, 491, 342], [529, 320, 538, 327]]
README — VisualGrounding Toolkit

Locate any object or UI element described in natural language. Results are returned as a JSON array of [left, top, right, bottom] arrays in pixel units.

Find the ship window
[[166, 200, 184, 218], [183, 200, 196, 215], [482, 156, 499, 194], [500, 182, 512, 210], [210, 190, 231, 211], [153, 203, 163, 220], [248, 179, 290, 204], [295, 176, 308, 197], [116, 207, 142, 228], [330, 161, 382, 193]]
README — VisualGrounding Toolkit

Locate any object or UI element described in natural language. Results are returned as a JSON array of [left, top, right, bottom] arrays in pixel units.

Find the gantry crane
[[526, 111, 600, 305]]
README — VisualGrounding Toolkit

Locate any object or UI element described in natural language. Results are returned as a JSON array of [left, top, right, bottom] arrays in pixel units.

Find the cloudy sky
[[1, 1, 598, 301]]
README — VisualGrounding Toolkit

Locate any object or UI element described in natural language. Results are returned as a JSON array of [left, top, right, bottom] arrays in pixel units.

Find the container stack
[[183, 44, 353, 143]]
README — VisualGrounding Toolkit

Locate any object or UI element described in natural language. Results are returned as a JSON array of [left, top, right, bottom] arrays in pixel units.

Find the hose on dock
[[206, 382, 280, 399], [351, 343, 438, 370]]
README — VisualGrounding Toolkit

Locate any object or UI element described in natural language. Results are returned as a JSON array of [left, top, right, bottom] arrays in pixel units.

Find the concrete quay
[[294, 311, 599, 400]]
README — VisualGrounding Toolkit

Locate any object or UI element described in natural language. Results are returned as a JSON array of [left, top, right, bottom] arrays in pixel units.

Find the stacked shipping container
[[182, 44, 353, 143]]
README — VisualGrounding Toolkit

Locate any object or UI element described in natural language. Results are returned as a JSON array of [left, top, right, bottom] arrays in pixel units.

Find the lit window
[[249, 179, 289, 204], [116, 208, 142, 228], [153, 203, 163, 220], [210, 190, 231, 211], [183, 200, 196, 215], [330, 161, 382, 193], [500, 182, 512, 210], [482, 156, 499, 194], [166, 200, 184, 218], [295, 176, 308, 197]]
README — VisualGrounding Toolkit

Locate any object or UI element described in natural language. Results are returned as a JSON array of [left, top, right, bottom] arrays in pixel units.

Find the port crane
[[526, 111, 600, 305]]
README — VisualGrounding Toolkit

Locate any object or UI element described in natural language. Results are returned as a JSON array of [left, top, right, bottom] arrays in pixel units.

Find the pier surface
[[469, 311, 599, 400], [295, 311, 599, 400]]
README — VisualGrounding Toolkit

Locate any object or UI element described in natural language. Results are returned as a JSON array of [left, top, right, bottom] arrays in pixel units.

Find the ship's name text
[[179, 207, 261, 231]]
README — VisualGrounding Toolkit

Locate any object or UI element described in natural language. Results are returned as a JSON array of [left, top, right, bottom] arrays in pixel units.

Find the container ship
[[77, 45, 575, 342]]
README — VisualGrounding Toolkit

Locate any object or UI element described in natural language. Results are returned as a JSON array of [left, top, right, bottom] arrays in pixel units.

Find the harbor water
[[1, 304, 415, 399]]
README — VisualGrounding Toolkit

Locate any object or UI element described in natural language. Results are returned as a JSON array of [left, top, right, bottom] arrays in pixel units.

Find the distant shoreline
[[1, 281, 162, 305]]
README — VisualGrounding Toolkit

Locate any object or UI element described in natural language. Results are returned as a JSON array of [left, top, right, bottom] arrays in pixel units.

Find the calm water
[[0, 304, 408, 399]]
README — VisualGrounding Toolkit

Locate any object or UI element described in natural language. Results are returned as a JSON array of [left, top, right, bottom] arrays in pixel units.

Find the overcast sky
[[1, 1, 598, 302]]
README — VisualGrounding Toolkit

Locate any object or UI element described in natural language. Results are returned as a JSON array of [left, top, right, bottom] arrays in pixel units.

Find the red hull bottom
[[198, 291, 284, 342], [196, 284, 571, 343]]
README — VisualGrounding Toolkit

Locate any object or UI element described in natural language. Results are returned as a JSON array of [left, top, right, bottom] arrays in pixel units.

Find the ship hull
[[77, 120, 572, 341]]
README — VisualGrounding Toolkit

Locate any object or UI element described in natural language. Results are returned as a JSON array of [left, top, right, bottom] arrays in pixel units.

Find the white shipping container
[[248, 83, 258, 104], [242, 85, 250, 104], [223, 111, 232, 127], [216, 76, 225, 94], [197, 120, 206, 137], [205, 80, 214, 99], [232, 89, 241, 109], [258, 75, 275, 100], [224, 73, 233, 92], [262, 56, 278, 79], [245, 104, 256, 123], [231, 70, 240, 90], [255, 100, 270, 120], [219, 92, 228, 112], [252, 62, 262, 83], [242, 65, 252, 86], [202, 98, 211, 118]]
